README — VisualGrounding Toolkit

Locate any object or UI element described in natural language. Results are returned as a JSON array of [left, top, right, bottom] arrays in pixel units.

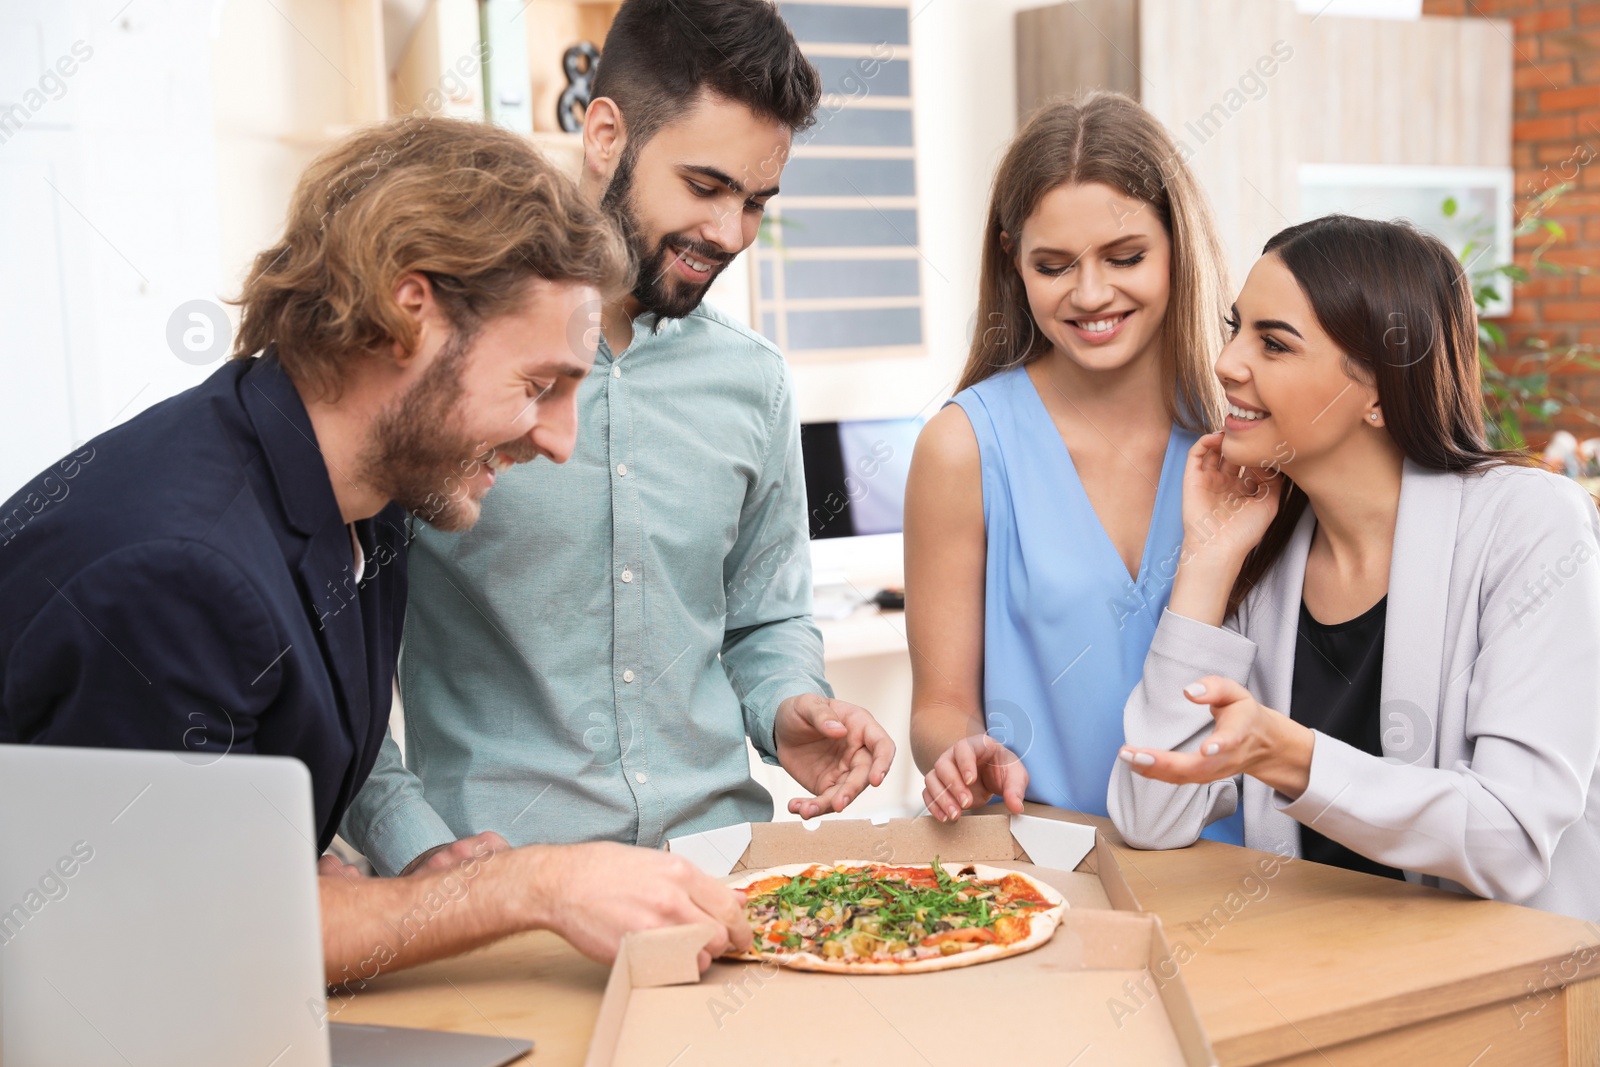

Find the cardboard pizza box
[[583, 813, 1217, 1067]]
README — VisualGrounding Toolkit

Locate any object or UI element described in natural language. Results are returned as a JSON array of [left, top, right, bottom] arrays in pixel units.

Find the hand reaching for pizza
[[535, 842, 753, 972], [774, 694, 896, 819], [922, 734, 1028, 821]]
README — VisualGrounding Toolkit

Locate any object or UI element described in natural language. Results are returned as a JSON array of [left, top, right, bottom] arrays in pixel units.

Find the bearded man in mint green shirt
[[340, 0, 897, 876]]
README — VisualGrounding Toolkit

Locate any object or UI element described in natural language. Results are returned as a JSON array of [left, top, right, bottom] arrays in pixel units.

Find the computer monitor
[[800, 416, 924, 589], [799, 415, 924, 542]]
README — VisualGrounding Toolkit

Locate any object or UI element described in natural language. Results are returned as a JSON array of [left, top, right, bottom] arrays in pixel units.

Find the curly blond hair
[[231, 116, 631, 398]]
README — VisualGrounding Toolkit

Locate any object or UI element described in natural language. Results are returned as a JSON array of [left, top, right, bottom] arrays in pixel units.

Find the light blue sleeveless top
[[949, 366, 1245, 844]]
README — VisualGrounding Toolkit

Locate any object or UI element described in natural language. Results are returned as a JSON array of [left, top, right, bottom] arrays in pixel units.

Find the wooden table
[[336, 806, 1600, 1065]]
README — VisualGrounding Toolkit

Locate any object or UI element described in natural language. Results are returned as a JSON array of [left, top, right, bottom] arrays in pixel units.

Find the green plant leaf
[[1457, 184, 1597, 451]]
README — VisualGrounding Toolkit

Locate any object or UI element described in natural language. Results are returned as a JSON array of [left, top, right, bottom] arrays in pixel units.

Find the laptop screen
[[799, 416, 924, 540]]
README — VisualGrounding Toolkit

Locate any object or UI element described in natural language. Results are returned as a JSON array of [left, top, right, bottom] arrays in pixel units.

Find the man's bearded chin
[[359, 331, 525, 534], [602, 153, 732, 320]]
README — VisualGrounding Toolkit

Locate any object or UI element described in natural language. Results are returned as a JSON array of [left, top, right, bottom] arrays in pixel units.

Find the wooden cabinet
[[522, 0, 620, 136], [391, 0, 485, 120]]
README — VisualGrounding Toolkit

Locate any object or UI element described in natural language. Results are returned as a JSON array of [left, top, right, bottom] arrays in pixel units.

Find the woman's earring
[[1369, 412, 1380, 422]]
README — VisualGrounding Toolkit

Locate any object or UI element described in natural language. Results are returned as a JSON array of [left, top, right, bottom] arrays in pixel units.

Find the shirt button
[[635, 771, 649, 785], [617, 463, 628, 477], [623, 668, 635, 683], [621, 567, 633, 583], [612, 364, 621, 378]]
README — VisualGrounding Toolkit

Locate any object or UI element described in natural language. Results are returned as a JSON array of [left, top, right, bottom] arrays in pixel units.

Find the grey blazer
[[1109, 460, 1600, 921]]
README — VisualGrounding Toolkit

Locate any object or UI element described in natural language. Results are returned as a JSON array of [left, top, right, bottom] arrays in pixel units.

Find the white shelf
[[818, 603, 908, 664]]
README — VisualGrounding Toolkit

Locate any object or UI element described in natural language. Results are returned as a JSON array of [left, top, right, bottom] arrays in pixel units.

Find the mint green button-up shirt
[[340, 303, 831, 875]]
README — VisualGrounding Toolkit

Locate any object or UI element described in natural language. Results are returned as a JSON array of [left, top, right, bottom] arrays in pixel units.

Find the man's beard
[[602, 150, 734, 320], [360, 330, 538, 533]]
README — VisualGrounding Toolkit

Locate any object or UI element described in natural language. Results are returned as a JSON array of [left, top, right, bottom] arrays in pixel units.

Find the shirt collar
[[601, 308, 683, 360], [238, 346, 344, 538], [349, 523, 366, 581]]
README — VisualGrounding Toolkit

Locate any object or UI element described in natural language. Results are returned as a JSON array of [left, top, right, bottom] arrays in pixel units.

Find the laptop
[[0, 744, 531, 1067]]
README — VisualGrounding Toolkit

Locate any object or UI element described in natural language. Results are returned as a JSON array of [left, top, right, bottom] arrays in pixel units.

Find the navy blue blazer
[[0, 353, 408, 852]]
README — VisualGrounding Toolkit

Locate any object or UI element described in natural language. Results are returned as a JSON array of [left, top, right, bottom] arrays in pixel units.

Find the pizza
[[724, 859, 1067, 974]]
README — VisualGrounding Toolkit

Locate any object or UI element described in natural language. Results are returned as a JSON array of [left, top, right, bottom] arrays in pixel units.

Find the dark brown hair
[[1227, 214, 1531, 615], [960, 90, 1231, 432], [231, 117, 632, 398], [592, 0, 821, 152]]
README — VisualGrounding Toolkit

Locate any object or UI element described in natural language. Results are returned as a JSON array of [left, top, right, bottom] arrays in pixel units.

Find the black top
[[0, 352, 409, 852], [1290, 595, 1405, 881]]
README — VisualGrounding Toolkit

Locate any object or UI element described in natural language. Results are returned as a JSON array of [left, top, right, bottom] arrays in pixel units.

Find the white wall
[[0, 0, 224, 499]]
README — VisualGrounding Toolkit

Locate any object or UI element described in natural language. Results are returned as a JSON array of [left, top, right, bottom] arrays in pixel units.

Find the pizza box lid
[[665, 812, 1097, 880], [580, 814, 1217, 1066]]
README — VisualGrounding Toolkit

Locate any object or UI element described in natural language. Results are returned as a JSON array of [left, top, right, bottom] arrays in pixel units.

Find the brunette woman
[[1111, 215, 1600, 919]]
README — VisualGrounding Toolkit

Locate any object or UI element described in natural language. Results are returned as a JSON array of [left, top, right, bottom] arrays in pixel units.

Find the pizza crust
[[723, 860, 1067, 975]]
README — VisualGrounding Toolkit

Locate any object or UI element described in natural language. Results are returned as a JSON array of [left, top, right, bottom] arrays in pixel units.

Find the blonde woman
[[905, 91, 1239, 835]]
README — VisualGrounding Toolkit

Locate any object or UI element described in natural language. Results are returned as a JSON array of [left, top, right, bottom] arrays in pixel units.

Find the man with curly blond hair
[[0, 117, 753, 982]]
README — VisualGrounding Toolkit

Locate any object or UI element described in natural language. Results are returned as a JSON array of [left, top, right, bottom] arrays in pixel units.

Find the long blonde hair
[[960, 91, 1229, 431]]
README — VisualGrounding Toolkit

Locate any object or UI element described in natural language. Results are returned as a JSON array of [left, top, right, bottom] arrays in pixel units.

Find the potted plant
[[1453, 182, 1598, 455]]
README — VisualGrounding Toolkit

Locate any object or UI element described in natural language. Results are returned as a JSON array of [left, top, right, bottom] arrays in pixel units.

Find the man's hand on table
[[773, 693, 897, 819], [531, 842, 753, 973], [317, 836, 748, 982], [401, 830, 512, 876], [921, 733, 1028, 822]]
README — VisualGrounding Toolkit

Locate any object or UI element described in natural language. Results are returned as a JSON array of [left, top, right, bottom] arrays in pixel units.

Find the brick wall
[[1424, 0, 1600, 441]]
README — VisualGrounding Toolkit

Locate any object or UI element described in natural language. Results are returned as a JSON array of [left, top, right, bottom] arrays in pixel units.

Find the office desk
[[336, 807, 1600, 1065]]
